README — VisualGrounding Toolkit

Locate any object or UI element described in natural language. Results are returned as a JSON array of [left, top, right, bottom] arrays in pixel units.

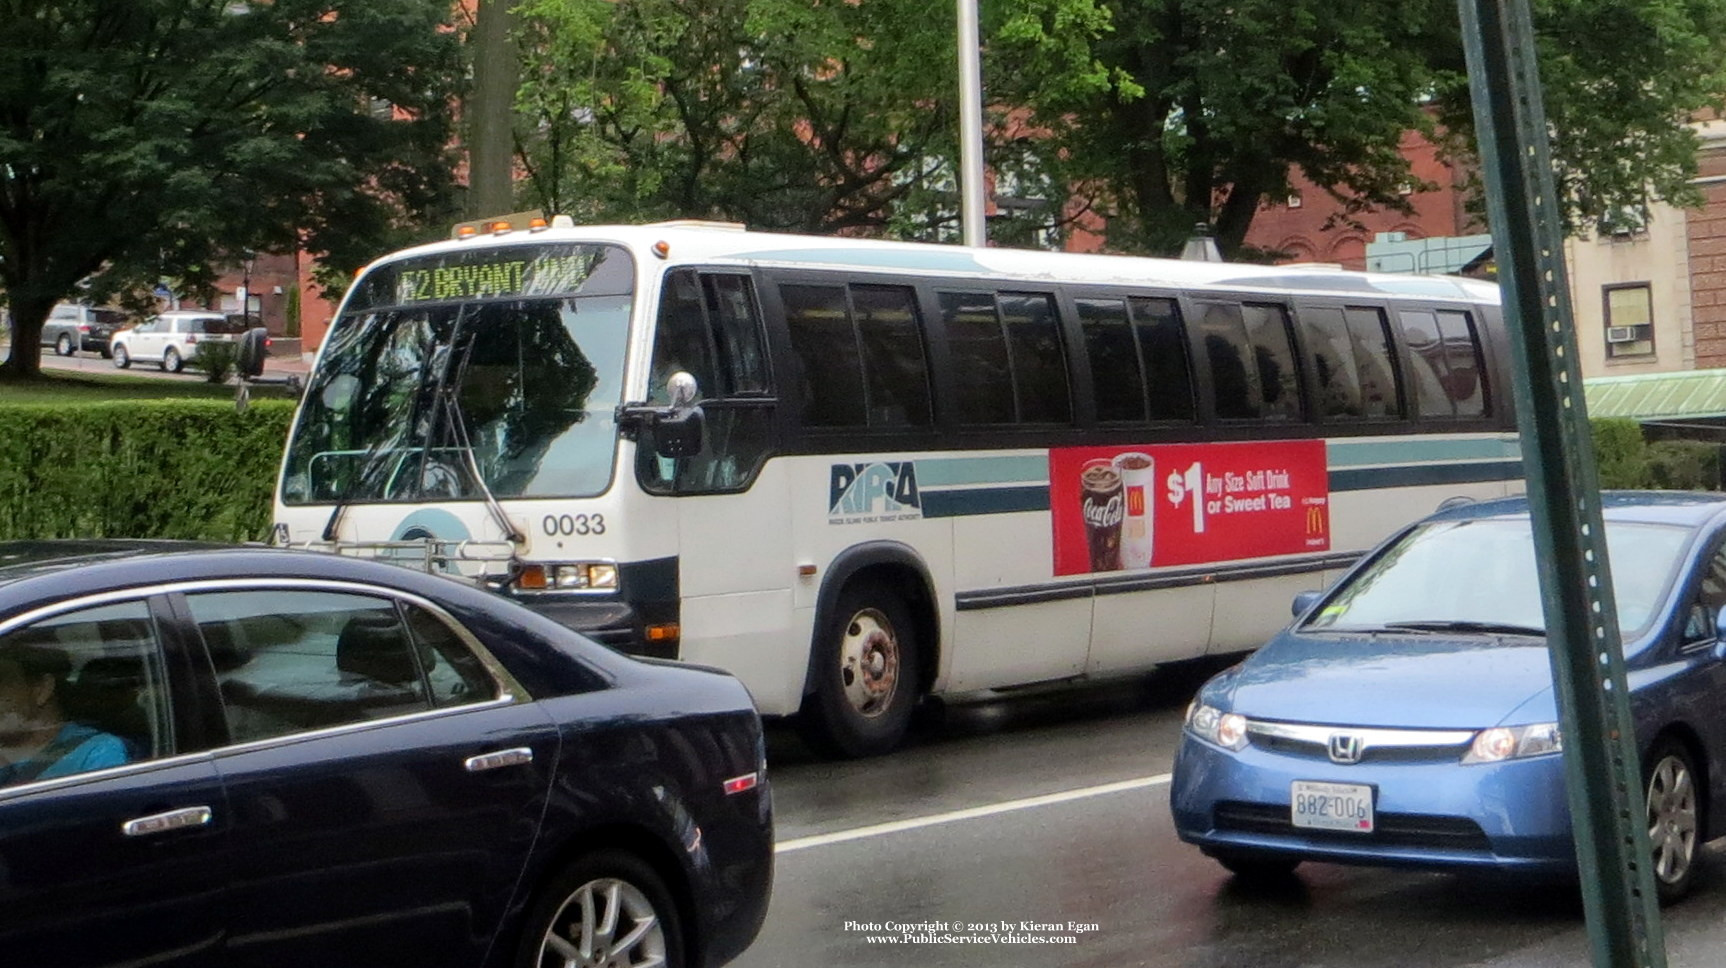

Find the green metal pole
[[1456, 0, 1666, 965]]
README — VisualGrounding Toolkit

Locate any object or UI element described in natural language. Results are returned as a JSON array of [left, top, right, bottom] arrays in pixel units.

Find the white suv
[[111, 311, 247, 372]]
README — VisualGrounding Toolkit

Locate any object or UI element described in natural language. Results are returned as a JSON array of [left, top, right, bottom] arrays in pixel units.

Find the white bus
[[272, 219, 1521, 756]]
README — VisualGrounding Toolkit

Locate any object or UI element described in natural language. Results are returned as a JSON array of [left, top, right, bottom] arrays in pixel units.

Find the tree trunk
[[0, 297, 51, 379]]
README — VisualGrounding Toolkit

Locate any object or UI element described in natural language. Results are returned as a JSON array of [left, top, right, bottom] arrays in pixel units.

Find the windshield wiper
[[429, 320, 524, 546], [1379, 620, 1547, 637]]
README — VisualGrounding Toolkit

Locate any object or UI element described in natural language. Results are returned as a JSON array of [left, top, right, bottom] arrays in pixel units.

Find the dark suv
[[41, 304, 127, 358]]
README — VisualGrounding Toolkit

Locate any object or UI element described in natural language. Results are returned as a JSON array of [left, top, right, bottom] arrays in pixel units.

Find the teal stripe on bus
[[1329, 460, 1523, 492], [914, 455, 1049, 487], [921, 486, 1051, 518], [1326, 437, 1522, 467]]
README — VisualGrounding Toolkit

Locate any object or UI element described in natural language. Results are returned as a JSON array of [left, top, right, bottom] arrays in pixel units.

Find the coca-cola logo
[[1083, 494, 1124, 529]]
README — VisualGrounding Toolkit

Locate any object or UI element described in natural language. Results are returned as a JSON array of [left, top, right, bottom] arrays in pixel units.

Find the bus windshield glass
[[281, 243, 636, 505]]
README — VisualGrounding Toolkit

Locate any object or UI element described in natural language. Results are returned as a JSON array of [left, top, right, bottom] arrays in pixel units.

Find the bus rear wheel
[[800, 581, 919, 758]]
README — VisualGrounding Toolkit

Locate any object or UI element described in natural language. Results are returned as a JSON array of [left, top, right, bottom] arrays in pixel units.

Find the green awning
[[1584, 369, 1726, 421]]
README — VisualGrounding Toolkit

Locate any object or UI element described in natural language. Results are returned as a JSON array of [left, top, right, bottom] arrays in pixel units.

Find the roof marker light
[[652, 240, 671, 260], [528, 216, 549, 231], [490, 220, 513, 235], [456, 225, 478, 238]]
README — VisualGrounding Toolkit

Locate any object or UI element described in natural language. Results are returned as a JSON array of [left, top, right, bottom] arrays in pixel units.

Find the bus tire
[[800, 581, 919, 758]]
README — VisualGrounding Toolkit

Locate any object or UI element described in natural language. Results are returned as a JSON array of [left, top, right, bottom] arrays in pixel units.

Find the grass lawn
[[0, 368, 300, 404]]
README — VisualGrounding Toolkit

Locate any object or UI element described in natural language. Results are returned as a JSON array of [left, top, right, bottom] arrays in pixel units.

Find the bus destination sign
[[353, 243, 634, 311]]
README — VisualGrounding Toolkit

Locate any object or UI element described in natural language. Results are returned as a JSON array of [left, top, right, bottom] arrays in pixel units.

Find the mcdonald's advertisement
[[1049, 440, 1331, 576]]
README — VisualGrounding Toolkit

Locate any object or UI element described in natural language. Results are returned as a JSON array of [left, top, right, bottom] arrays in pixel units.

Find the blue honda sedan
[[1170, 492, 1726, 903], [0, 541, 772, 968]]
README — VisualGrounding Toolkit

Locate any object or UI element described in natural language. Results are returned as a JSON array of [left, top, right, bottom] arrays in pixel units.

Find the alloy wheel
[[1647, 752, 1699, 888], [538, 877, 667, 968]]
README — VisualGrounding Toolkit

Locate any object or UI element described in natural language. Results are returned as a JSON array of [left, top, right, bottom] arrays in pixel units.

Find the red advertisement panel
[[1050, 440, 1330, 576]]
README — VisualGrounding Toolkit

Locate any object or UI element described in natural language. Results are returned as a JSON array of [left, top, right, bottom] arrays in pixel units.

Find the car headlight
[[1463, 722, 1562, 764], [1185, 701, 1249, 752]]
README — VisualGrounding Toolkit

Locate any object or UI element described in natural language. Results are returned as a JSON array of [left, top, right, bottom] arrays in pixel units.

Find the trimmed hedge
[[1590, 417, 1721, 491], [0, 399, 296, 541]]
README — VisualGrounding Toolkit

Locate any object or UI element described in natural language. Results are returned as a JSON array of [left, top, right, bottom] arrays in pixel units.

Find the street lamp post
[[240, 253, 255, 330]]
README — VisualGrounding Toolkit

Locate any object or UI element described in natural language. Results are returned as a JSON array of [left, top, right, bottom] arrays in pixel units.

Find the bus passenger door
[[644, 270, 798, 714]]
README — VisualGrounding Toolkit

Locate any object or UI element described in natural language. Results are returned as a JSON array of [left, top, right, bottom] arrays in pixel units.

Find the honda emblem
[[1328, 733, 1365, 764]]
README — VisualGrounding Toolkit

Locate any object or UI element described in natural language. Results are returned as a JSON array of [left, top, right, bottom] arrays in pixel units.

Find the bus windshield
[[281, 244, 635, 505]]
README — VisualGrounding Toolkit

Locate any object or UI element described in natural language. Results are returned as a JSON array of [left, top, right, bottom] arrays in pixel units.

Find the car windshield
[[91, 309, 127, 328], [1303, 517, 1693, 640]]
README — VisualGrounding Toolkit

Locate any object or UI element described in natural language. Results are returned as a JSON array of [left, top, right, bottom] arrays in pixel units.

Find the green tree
[[0, 0, 464, 379], [514, 0, 979, 238], [993, 0, 1726, 257]]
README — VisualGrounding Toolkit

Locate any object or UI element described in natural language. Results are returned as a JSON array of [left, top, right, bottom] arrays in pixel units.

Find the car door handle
[[464, 747, 534, 773], [121, 806, 214, 838]]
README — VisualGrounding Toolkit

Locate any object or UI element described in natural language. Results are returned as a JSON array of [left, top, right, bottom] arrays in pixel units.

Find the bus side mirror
[[654, 405, 705, 459], [652, 370, 704, 459]]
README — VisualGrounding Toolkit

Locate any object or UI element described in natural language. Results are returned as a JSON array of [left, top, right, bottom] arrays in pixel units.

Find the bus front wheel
[[800, 581, 919, 758]]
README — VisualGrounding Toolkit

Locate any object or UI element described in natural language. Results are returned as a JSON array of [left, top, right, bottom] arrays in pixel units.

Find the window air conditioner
[[1606, 325, 1639, 343]]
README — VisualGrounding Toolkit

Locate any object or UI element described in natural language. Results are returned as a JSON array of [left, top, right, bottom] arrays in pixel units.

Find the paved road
[[747, 671, 1726, 968], [29, 345, 309, 382]]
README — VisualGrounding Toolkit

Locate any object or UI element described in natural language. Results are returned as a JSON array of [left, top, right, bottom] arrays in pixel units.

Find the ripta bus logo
[[828, 462, 922, 523]]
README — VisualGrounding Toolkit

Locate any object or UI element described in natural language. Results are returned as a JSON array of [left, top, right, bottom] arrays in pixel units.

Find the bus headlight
[[516, 562, 619, 591]]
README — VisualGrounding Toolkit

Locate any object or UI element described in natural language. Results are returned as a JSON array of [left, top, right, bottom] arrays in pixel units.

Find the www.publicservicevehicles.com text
[[846, 920, 1099, 945]]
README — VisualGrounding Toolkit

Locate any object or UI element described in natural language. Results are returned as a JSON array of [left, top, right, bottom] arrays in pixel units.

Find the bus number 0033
[[542, 514, 605, 536]]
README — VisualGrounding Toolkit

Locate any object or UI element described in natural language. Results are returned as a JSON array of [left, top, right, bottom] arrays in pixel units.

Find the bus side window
[[1302, 306, 1364, 419], [704, 274, 769, 395], [1398, 308, 1485, 419], [642, 271, 775, 494], [1000, 292, 1072, 424], [850, 285, 932, 428], [1077, 298, 1148, 423], [1436, 310, 1486, 417], [1242, 302, 1300, 421], [1346, 306, 1403, 419], [939, 290, 1072, 425], [939, 290, 1016, 424], [1128, 296, 1195, 422], [651, 269, 721, 403], [781, 283, 867, 427]]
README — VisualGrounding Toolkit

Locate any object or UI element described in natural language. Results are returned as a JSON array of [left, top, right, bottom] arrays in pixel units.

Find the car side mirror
[[1291, 590, 1323, 618]]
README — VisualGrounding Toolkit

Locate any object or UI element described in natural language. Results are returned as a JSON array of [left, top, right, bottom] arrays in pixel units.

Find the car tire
[[798, 580, 920, 758], [112, 344, 131, 369], [163, 346, 183, 373], [55, 333, 74, 357], [516, 850, 685, 968], [1645, 736, 1703, 904], [99, 344, 112, 360], [1207, 848, 1302, 880]]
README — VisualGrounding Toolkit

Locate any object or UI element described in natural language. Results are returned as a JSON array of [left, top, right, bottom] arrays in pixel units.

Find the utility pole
[[468, 0, 518, 220], [956, 0, 986, 247]]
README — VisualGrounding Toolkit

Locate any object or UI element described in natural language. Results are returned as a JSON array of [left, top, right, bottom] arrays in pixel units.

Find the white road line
[[774, 773, 1172, 854]]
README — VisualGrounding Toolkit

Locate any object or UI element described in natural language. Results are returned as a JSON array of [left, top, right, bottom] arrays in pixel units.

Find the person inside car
[[0, 639, 130, 787]]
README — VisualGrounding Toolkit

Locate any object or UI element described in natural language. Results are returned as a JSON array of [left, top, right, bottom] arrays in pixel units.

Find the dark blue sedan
[[1170, 492, 1726, 903], [0, 541, 772, 968]]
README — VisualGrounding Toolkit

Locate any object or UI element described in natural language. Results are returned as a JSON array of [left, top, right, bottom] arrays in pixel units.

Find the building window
[[1604, 283, 1655, 359]]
